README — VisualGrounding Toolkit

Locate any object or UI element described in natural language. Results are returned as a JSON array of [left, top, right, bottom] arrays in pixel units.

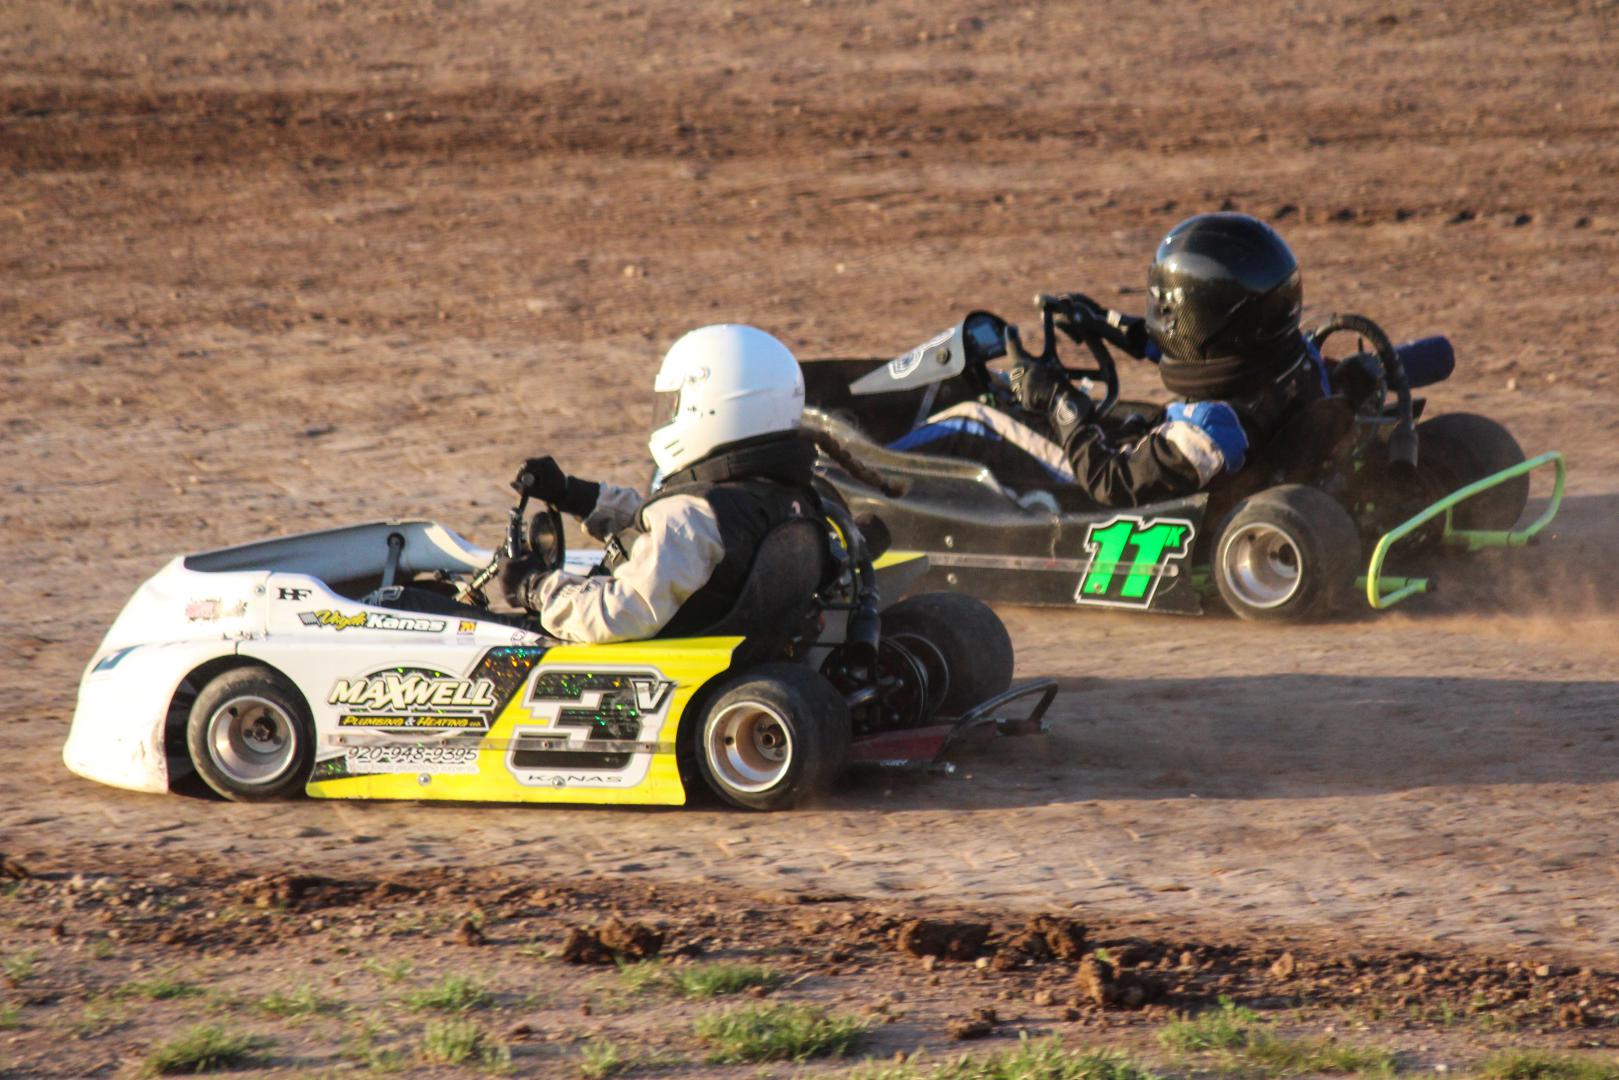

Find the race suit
[[889, 345, 1329, 508], [511, 435, 821, 644]]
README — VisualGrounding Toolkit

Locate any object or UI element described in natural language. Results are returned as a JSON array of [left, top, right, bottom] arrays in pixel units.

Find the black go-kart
[[803, 296, 1564, 622]]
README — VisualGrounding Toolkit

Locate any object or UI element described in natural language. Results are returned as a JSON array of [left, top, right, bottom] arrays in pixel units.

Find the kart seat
[[682, 518, 828, 665]]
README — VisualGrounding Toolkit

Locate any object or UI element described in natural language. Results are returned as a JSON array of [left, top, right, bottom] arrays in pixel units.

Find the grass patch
[[580, 1038, 630, 1079], [116, 975, 207, 1002], [1477, 1051, 1619, 1080], [257, 983, 340, 1019], [1159, 998, 1392, 1077], [614, 960, 668, 995], [140, 1024, 269, 1076], [0, 1001, 20, 1030], [402, 974, 492, 1013], [418, 1019, 510, 1072], [669, 962, 784, 999], [694, 1002, 867, 1063], [362, 958, 413, 983], [340, 1016, 405, 1073], [1238, 1032, 1394, 1077], [2, 949, 39, 985], [63, 1001, 128, 1040], [848, 1037, 1158, 1079], [615, 959, 784, 1000], [1159, 997, 1260, 1052]]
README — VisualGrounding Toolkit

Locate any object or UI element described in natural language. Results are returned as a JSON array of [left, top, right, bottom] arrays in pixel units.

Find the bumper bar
[[1365, 451, 1565, 610]]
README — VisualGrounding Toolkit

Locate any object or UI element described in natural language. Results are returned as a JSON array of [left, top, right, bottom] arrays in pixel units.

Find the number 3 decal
[[1074, 516, 1195, 608]]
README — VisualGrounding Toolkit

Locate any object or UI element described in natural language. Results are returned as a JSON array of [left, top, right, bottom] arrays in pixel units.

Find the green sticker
[[1074, 516, 1195, 608]]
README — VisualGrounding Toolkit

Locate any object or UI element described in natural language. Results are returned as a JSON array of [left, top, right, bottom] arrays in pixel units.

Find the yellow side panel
[[873, 550, 928, 597], [306, 637, 740, 806]]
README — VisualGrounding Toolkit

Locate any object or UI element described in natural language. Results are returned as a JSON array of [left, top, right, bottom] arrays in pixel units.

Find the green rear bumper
[[1364, 451, 1566, 609]]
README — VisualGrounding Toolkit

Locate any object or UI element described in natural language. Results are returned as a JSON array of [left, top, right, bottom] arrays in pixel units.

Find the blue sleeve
[[1162, 401, 1250, 476]]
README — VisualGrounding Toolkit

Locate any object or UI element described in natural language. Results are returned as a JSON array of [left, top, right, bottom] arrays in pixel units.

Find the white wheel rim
[[207, 695, 297, 786], [705, 701, 794, 794], [1222, 523, 1304, 609]]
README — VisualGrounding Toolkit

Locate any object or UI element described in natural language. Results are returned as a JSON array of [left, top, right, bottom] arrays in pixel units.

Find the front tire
[[695, 663, 850, 811], [1414, 413, 1528, 530], [186, 666, 315, 802], [1213, 485, 1361, 622], [879, 592, 1013, 715]]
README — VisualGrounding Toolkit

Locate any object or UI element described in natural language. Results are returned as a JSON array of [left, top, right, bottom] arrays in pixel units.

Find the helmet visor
[[651, 388, 681, 431]]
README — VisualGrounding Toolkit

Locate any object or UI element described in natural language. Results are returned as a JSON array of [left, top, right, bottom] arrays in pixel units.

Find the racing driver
[[898, 212, 1331, 507], [494, 323, 823, 643]]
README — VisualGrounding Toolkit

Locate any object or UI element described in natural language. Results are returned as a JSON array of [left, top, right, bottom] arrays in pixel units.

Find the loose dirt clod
[[948, 1007, 997, 1040], [561, 918, 664, 964], [1077, 954, 1165, 1010], [897, 919, 989, 961], [996, 914, 1088, 968], [1029, 915, 1088, 960], [236, 873, 403, 913]]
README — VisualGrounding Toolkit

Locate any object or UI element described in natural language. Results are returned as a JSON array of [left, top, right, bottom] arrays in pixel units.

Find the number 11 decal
[[1074, 516, 1196, 609]]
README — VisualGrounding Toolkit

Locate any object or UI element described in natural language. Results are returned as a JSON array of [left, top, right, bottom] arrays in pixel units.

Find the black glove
[[1054, 291, 1107, 328], [1006, 324, 1095, 435], [1114, 314, 1151, 360], [495, 548, 546, 610], [1055, 293, 1151, 360], [1005, 324, 1065, 414], [511, 456, 601, 518]]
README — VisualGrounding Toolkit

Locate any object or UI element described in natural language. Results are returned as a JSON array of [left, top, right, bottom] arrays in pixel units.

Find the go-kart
[[64, 483, 1056, 811], [803, 296, 1564, 621]]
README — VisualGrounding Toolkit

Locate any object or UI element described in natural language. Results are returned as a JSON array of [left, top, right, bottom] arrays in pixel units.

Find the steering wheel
[[1027, 295, 1122, 418], [1309, 313, 1417, 473], [462, 492, 568, 606], [527, 504, 566, 573]]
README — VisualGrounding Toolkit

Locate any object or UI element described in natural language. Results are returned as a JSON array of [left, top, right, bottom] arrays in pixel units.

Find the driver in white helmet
[[495, 324, 820, 644]]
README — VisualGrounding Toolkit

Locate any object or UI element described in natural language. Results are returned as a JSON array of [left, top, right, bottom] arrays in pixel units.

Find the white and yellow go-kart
[[65, 500, 1056, 811]]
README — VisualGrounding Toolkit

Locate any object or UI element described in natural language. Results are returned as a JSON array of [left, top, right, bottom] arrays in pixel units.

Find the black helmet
[[1146, 213, 1305, 400]]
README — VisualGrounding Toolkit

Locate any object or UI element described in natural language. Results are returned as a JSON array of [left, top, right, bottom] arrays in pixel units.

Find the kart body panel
[[65, 515, 1029, 803], [807, 405, 1212, 612]]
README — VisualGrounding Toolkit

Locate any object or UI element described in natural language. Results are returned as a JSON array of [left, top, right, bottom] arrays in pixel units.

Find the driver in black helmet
[[907, 213, 1329, 507]]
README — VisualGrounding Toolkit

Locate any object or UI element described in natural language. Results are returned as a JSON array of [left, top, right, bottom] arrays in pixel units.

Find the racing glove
[[1052, 292, 1150, 360], [511, 456, 601, 518], [495, 548, 548, 610], [1006, 325, 1095, 439], [1110, 312, 1151, 360]]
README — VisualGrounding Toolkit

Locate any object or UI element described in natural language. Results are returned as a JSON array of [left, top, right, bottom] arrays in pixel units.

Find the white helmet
[[648, 324, 805, 476]]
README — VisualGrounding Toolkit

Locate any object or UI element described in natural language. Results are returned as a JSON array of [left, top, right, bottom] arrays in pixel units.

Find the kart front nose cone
[[705, 702, 794, 793], [1222, 523, 1303, 609], [207, 695, 297, 786]]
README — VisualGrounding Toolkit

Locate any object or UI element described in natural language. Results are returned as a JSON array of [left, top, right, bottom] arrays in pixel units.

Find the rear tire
[[1414, 413, 1528, 530], [695, 663, 851, 811], [186, 666, 315, 802], [880, 592, 1013, 715], [1213, 485, 1361, 622]]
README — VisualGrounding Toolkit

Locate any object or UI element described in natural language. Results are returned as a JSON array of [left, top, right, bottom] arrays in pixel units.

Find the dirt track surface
[[5, 0, 1619, 1030]]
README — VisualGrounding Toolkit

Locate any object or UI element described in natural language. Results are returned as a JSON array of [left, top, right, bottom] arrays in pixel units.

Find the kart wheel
[[1213, 485, 1361, 622], [1414, 413, 1528, 530], [186, 666, 315, 802], [879, 592, 1013, 715], [696, 663, 850, 811]]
